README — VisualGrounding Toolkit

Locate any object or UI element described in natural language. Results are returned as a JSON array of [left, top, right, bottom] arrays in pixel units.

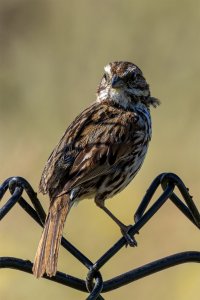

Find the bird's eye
[[132, 72, 137, 80], [103, 73, 109, 81], [125, 71, 136, 83]]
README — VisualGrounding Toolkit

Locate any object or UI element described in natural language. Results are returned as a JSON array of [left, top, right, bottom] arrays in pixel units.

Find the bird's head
[[97, 61, 160, 110]]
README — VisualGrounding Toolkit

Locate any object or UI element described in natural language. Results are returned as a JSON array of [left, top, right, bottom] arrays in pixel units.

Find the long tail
[[32, 194, 71, 278]]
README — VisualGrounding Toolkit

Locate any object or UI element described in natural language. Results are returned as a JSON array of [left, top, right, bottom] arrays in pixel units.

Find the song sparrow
[[33, 61, 159, 278]]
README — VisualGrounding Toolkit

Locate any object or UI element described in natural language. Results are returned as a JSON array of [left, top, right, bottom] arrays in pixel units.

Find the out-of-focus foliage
[[0, 0, 200, 299]]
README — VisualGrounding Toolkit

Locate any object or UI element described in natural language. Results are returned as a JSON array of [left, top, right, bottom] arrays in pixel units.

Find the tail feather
[[32, 194, 70, 278]]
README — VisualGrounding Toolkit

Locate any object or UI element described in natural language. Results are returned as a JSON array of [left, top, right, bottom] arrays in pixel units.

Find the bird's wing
[[39, 102, 100, 195], [39, 101, 143, 199]]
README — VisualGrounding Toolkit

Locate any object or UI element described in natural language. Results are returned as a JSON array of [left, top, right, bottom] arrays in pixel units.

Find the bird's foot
[[120, 224, 138, 247]]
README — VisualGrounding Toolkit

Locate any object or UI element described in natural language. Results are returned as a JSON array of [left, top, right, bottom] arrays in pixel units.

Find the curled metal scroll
[[0, 173, 200, 299]]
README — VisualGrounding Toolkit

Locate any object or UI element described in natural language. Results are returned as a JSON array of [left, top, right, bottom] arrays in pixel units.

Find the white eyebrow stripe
[[128, 66, 136, 73], [123, 66, 136, 76], [104, 64, 111, 75]]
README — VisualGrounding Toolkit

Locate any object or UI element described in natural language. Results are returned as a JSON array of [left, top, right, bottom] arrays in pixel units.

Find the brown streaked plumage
[[33, 61, 160, 278]]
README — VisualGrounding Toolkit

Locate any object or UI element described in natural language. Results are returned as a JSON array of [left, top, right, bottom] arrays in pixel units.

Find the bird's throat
[[97, 87, 134, 110]]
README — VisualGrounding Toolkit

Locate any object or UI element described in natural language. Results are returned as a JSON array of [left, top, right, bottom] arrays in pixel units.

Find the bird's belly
[[95, 144, 148, 199], [73, 142, 149, 203]]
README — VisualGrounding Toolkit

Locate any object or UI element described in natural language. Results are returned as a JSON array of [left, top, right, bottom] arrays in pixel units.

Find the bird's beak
[[111, 75, 124, 88]]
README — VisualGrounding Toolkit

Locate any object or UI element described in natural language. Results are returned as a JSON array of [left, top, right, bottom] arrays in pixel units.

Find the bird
[[32, 61, 160, 278]]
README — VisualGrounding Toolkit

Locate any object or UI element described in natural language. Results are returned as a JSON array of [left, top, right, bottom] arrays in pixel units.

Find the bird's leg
[[95, 197, 137, 247]]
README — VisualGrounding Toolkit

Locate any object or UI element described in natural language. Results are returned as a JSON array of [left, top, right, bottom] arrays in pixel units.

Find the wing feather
[[39, 101, 142, 199]]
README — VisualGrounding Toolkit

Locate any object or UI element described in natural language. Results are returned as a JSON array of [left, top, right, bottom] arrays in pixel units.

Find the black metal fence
[[0, 172, 200, 299]]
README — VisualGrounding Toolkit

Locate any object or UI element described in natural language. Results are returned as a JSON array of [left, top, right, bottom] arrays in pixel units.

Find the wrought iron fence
[[0, 172, 200, 299]]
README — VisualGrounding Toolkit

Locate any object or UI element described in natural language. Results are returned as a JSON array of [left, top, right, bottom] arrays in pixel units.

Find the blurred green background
[[0, 0, 200, 299]]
